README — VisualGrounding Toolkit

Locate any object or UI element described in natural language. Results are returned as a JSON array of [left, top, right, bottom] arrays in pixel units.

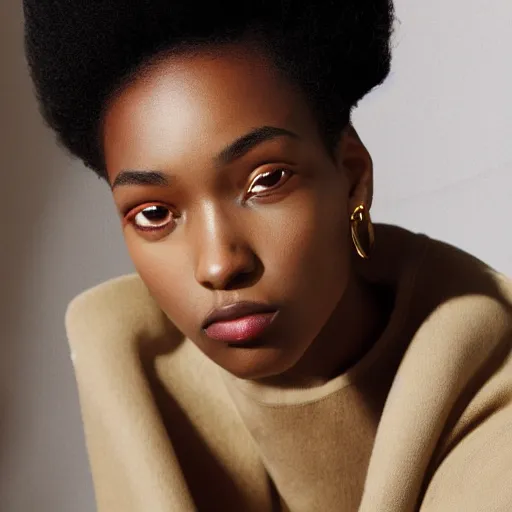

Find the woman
[[23, 1, 511, 511]]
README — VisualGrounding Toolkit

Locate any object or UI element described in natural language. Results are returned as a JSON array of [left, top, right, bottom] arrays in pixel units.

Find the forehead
[[102, 44, 319, 175]]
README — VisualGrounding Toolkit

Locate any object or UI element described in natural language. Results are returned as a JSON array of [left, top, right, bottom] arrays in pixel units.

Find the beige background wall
[[1, 0, 510, 510]]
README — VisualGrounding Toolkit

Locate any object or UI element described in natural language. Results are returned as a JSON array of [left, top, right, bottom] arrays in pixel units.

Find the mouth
[[202, 301, 279, 344]]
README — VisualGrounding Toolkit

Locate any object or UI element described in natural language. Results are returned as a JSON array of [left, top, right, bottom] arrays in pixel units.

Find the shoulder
[[65, 273, 186, 367], [408, 233, 512, 510], [413, 233, 512, 335], [66, 273, 162, 336], [400, 230, 512, 403], [360, 227, 512, 511], [369, 224, 512, 330], [415, 258, 512, 510], [371, 224, 512, 340]]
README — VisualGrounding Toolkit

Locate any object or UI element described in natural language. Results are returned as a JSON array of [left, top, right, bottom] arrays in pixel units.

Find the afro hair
[[23, 1, 394, 180]]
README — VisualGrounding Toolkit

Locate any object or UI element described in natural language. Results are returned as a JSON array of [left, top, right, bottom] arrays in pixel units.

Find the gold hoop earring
[[350, 204, 375, 260]]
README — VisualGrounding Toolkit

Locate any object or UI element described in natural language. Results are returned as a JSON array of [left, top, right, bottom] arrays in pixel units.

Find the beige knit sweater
[[65, 227, 512, 511]]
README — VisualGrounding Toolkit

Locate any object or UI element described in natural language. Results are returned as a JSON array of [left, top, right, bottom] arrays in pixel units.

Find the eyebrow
[[110, 125, 299, 190]]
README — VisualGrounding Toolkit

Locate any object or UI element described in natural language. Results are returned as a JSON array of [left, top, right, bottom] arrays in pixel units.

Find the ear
[[335, 124, 374, 213]]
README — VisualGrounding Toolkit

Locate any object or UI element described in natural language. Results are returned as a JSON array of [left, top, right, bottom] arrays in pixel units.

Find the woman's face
[[103, 43, 369, 380]]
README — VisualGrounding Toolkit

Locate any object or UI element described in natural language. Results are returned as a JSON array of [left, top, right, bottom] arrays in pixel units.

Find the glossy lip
[[201, 301, 279, 331]]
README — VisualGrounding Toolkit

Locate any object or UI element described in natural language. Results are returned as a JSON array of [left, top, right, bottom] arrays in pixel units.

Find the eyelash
[[124, 167, 293, 234]]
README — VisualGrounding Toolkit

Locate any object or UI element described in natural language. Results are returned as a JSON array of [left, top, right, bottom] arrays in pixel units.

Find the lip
[[202, 301, 279, 344]]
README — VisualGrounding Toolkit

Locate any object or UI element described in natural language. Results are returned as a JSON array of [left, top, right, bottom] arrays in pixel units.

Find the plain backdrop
[[1, 1, 510, 510]]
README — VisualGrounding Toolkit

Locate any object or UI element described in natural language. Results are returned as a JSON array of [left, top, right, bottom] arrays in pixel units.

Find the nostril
[[225, 269, 255, 290]]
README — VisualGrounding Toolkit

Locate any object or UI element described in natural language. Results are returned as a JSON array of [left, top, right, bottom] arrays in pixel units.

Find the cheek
[[261, 189, 351, 297], [124, 236, 201, 330]]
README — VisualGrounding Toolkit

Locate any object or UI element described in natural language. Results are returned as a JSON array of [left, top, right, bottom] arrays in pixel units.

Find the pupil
[[259, 170, 281, 187], [143, 206, 167, 220]]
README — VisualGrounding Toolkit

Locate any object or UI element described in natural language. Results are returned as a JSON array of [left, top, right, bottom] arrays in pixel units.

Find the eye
[[126, 203, 175, 232], [247, 168, 292, 196]]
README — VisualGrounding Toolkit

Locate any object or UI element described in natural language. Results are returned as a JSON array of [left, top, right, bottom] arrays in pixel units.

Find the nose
[[193, 210, 260, 291]]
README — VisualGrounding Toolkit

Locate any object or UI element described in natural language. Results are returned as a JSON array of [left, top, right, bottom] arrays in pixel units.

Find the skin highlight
[[102, 42, 389, 387]]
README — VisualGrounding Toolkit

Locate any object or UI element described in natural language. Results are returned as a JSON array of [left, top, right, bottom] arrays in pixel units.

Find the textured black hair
[[23, 1, 394, 181]]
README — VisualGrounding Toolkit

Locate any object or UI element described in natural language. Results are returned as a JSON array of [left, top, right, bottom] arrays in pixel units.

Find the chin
[[220, 346, 300, 381]]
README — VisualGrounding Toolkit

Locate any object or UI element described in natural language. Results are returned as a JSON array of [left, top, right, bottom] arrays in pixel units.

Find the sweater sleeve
[[419, 336, 512, 512], [419, 420, 512, 511], [64, 276, 197, 512]]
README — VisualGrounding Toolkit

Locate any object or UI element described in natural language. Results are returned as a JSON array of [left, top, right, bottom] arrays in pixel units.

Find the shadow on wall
[[0, 0, 58, 492], [0, 1, 132, 510]]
